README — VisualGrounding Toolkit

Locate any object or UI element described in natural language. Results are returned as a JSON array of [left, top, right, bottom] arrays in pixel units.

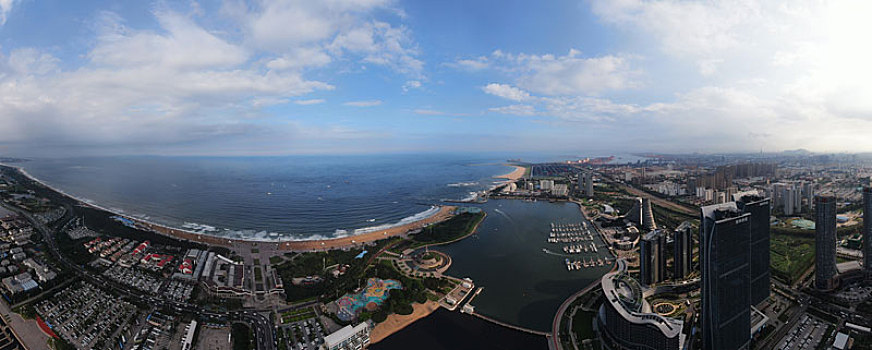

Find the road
[[3, 203, 280, 350]]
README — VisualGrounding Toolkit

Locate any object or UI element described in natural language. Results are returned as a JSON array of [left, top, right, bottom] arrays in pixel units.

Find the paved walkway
[[0, 301, 49, 350]]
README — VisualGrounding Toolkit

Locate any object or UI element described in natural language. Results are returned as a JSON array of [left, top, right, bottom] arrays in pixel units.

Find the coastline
[[369, 300, 440, 344], [1, 163, 457, 251], [494, 164, 526, 181]]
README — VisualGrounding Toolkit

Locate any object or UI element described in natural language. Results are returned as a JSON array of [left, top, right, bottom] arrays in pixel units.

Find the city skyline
[[2, 1, 872, 156]]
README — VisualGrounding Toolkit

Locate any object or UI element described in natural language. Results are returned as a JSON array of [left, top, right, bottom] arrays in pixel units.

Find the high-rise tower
[[814, 195, 838, 290], [701, 202, 751, 350], [864, 188, 872, 274], [673, 221, 693, 279], [735, 194, 771, 305], [641, 198, 657, 231], [640, 230, 666, 285]]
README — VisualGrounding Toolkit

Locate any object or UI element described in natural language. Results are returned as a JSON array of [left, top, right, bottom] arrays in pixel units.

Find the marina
[[439, 200, 613, 332]]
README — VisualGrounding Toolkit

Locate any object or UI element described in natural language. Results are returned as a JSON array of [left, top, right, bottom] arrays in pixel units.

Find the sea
[[16, 154, 550, 241]]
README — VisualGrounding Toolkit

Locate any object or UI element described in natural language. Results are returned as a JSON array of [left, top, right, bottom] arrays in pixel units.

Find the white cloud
[[482, 83, 530, 102], [402, 80, 421, 91], [0, 1, 429, 154], [465, 49, 640, 96], [414, 109, 445, 115], [488, 104, 536, 117], [294, 99, 326, 105], [344, 100, 382, 107], [236, 1, 423, 77], [0, 0, 17, 25], [452, 57, 488, 71]]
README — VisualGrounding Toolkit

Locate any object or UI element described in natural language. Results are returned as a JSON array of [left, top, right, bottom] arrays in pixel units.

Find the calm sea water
[[18, 154, 514, 240], [438, 199, 613, 332]]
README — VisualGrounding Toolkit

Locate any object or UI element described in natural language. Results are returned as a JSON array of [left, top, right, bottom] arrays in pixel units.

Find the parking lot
[[103, 265, 164, 294], [35, 282, 139, 349], [277, 313, 326, 350], [776, 313, 830, 350]]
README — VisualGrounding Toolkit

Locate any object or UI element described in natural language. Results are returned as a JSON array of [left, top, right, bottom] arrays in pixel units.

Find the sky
[[1, 0, 872, 156]]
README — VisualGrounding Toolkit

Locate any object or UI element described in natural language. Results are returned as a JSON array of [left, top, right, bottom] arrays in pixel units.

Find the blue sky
[[1, 0, 871, 156]]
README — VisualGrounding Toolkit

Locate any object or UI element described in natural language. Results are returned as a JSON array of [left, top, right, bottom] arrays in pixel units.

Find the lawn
[[770, 233, 815, 284], [572, 310, 597, 340]]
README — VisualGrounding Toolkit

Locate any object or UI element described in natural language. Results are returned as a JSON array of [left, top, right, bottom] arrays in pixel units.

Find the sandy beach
[[3, 163, 457, 252], [369, 300, 441, 344], [495, 165, 526, 180]]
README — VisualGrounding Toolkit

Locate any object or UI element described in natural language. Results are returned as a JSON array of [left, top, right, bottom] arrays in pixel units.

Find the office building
[[735, 194, 771, 305], [598, 259, 684, 350], [640, 230, 666, 285], [865, 188, 872, 274], [701, 203, 751, 350], [673, 221, 693, 279], [815, 195, 838, 290]]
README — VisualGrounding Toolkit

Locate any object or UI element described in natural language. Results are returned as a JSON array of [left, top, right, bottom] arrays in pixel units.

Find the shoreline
[[494, 164, 526, 181], [1, 163, 457, 251], [369, 300, 440, 344]]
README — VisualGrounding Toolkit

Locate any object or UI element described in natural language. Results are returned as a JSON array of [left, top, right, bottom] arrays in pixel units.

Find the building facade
[[598, 259, 684, 350], [701, 202, 751, 350], [735, 194, 771, 305], [673, 221, 693, 279], [864, 188, 872, 274], [815, 195, 838, 290], [640, 230, 666, 285], [322, 322, 371, 350]]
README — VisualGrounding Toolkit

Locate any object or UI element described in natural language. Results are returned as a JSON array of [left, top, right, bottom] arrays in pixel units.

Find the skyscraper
[[641, 198, 657, 231], [673, 221, 693, 279], [701, 203, 751, 350], [583, 171, 594, 197], [735, 194, 771, 305], [626, 198, 643, 227], [640, 230, 666, 285], [865, 188, 872, 274], [814, 195, 838, 290]]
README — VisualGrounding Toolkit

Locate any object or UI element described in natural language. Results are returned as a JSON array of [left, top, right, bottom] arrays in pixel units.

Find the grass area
[[254, 267, 263, 283], [770, 233, 815, 284], [275, 238, 397, 303], [281, 307, 316, 324], [572, 310, 597, 340], [410, 212, 485, 247], [269, 256, 284, 265], [253, 258, 260, 265]]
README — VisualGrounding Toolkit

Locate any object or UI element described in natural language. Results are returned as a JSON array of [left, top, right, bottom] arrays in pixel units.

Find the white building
[[322, 322, 371, 350]]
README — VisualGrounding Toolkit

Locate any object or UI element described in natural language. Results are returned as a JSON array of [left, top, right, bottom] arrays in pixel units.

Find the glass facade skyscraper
[[736, 195, 771, 305], [701, 203, 751, 350], [815, 195, 838, 290]]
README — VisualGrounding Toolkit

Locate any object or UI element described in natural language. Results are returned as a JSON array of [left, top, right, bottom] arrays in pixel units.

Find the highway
[[3, 202, 279, 350]]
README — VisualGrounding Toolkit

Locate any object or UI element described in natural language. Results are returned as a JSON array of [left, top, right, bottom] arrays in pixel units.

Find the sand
[[495, 165, 526, 181], [369, 300, 441, 344]]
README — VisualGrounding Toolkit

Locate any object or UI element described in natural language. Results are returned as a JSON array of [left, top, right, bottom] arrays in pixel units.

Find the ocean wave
[[447, 181, 478, 187]]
